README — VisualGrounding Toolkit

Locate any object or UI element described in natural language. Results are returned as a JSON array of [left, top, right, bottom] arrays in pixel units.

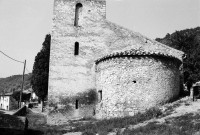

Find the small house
[[0, 92, 18, 111]]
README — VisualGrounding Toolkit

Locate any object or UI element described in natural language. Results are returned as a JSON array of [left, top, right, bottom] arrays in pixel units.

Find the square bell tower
[[48, 0, 107, 124]]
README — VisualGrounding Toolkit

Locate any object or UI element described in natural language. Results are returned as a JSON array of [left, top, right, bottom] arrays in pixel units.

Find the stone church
[[48, 0, 184, 124]]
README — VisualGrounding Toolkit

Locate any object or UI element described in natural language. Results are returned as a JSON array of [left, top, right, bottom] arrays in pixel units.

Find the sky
[[0, 0, 199, 78]]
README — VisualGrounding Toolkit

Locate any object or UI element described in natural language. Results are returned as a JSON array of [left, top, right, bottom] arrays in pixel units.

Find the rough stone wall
[[48, 0, 184, 124], [48, 0, 107, 124], [49, 0, 183, 105], [95, 56, 181, 119], [49, 0, 106, 97]]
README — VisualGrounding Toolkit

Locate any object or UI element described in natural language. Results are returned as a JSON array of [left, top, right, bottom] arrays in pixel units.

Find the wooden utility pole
[[19, 60, 26, 108]]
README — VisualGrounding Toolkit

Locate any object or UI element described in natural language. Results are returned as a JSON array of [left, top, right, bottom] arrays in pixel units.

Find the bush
[[144, 107, 163, 118], [28, 104, 33, 108]]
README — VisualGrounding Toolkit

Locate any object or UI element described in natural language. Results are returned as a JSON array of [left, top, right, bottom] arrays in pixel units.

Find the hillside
[[155, 27, 200, 50], [0, 73, 32, 94], [156, 27, 200, 88]]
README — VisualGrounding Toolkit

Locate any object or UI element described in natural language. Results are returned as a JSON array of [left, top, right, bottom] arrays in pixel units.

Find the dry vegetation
[[24, 96, 200, 135]]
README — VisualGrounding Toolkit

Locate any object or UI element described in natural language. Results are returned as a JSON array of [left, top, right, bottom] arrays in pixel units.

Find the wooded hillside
[[156, 27, 200, 88], [0, 74, 32, 94]]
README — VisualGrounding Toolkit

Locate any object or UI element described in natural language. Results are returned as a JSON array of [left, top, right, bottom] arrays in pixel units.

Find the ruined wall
[[95, 56, 181, 119]]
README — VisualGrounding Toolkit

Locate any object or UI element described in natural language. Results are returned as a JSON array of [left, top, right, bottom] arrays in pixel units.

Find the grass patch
[[124, 122, 185, 135], [70, 107, 162, 134], [124, 113, 200, 135], [162, 99, 186, 116]]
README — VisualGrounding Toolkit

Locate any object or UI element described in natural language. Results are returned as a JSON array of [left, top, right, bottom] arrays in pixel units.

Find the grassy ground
[[71, 107, 162, 135], [25, 107, 163, 135], [123, 113, 200, 135], [2, 97, 200, 135]]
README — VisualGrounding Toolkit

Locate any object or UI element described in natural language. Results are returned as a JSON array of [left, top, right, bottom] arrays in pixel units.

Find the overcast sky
[[0, 0, 199, 78]]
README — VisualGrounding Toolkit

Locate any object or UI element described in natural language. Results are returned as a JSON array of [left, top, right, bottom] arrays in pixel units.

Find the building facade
[[48, 0, 184, 124], [0, 95, 10, 110], [95, 49, 182, 119], [0, 93, 18, 111]]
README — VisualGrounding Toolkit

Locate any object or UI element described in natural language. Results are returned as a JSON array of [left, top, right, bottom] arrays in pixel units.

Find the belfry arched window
[[74, 3, 83, 26]]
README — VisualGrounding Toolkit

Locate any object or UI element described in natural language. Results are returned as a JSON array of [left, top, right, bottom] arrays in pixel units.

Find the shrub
[[144, 107, 163, 118]]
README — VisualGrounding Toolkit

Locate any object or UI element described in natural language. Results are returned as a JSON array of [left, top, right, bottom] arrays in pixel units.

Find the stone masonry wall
[[96, 56, 181, 119], [48, 0, 107, 124], [49, 0, 106, 98], [48, 0, 184, 124]]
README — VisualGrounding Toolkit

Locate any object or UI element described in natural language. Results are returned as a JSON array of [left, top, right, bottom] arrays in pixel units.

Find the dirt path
[[0, 109, 15, 115]]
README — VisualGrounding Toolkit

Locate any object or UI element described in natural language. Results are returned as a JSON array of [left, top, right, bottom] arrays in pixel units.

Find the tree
[[12, 91, 31, 107], [155, 27, 200, 93], [31, 34, 51, 112]]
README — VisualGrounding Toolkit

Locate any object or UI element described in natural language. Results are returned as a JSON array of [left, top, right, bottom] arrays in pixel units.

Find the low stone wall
[[13, 106, 27, 116], [26, 112, 47, 128], [0, 113, 28, 134], [95, 56, 181, 119]]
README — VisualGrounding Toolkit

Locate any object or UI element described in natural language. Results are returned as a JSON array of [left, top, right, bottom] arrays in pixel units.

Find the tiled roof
[[95, 48, 182, 64]]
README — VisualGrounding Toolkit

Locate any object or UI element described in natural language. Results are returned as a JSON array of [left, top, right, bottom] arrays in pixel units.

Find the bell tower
[[48, 0, 107, 124], [52, 0, 106, 30]]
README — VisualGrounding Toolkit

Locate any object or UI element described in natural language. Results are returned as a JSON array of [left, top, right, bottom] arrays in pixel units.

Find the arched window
[[74, 3, 83, 26], [74, 42, 79, 55]]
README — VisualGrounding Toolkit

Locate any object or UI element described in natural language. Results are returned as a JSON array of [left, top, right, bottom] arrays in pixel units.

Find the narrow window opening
[[74, 42, 79, 55], [7, 106, 8, 110], [74, 3, 83, 26], [75, 100, 79, 109], [98, 90, 102, 102], [93, 108, 96, 115]]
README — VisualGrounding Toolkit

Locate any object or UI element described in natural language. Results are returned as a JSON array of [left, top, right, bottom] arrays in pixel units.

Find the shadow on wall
[[48, 89, 98, 119], [64, 104, 96, 119]]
